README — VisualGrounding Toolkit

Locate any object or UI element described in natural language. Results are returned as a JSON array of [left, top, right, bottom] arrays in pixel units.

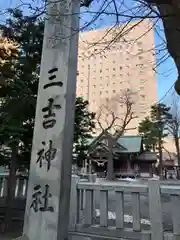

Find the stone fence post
[[69, 175, 80, 230]]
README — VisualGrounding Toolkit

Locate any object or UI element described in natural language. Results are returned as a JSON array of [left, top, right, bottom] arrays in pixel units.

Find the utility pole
[[21, 0, 92, 240], [157, 106, 163, 180]]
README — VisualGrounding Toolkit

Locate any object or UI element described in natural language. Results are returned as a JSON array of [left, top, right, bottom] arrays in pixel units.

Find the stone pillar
[[23, 1, 80, 240]]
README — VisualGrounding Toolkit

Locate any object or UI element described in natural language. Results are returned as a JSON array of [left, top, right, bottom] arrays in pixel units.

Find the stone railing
[[1, 174, 180, 240], [0, 174, 28, 198], [69, 176, 180, 240]]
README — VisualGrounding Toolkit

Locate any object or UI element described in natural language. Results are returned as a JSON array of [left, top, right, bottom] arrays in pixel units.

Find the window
[[113, 82, 115, 85], [100, 70, 102, 73], [106, 68, 109, 71], [113, 68, 115, 71], [113, 60, 116, 63], [140, 94, 145, 98], [139, 56, 143, 60], [136, 63, 144, 68], [93, 84, 96, 88], [81, 79, 83, 82], [113, 90, 116, 93], [113, 74, 115, 77], [100, 91, 102, 95], [139, 86, 144, 90], [120, 66, 123, 70], [106, 90, 108, 94], [137, 41, 142, 46], [107, 84, 109, 86], [120, 74, 123, 77]]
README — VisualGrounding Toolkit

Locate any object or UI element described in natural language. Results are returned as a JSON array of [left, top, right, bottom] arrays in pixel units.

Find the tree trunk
[[174, 136, 180, 166], [174, 136, 180, 179], [107, 139, 114, 180], [3, 144, 18, 233], [157, 107, 163, 180], [107, 150, 114, 180], [158, 139, 163, 180], [157, 2, 180, 93]]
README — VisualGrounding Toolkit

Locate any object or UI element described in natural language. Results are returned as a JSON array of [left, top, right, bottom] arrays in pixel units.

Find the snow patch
[[95, 209, 151, 225], [148, 174, 160, 180], [118, 177, 137, 182], [96, 177, 106, 182]]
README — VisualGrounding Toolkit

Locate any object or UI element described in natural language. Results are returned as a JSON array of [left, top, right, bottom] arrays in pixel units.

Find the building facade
[[76, 20, 157, 134]]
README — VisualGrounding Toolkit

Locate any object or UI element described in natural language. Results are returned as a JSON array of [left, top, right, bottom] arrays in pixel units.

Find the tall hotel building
[[76, 20, 157, 135]]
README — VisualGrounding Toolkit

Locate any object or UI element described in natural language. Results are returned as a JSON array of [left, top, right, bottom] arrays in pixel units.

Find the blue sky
[[0, 0, 177, 100]]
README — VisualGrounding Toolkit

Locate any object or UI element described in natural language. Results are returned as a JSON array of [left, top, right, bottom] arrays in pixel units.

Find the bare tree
[[96, 89, 137, 180], [2, 0, 180, 89], [166, 93, 180, 166], [2, 0, 180, 180], [97, 89, 137, 134], [152, 1, 180, 94]]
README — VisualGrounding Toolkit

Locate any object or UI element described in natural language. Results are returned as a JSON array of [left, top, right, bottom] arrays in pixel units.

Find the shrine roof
[[87, 134, 142, 154], [116, 136, 142, 153]]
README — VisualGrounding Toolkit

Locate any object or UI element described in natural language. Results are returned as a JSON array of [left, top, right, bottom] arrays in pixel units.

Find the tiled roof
[[116, 136, 142, 153], [87, 134, 142, 153]]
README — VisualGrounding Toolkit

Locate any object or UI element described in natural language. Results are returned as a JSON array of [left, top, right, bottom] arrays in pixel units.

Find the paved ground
[[0, 198, 24, 239], [0, 225, 22, 240]]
